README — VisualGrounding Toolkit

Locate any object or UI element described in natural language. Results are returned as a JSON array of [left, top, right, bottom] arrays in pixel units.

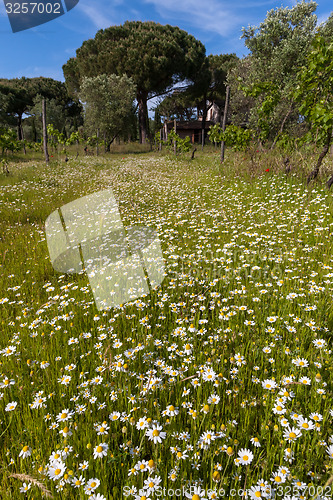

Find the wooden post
[[174, 119, 177, 155], [20, 123, 26, 155], [220, 85, 230, 163], [42, 98, 49, 164]]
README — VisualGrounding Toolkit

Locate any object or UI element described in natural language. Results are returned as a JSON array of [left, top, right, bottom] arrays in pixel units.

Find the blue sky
[[0, 0, 331, 112]]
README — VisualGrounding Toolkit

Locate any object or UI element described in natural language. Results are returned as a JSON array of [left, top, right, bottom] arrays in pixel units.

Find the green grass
[[0, 148, 332, 499]]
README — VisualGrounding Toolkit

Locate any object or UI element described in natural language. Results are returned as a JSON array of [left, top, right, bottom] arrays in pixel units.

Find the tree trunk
[[42, 99, 49, 164], [17, 114, 23, 141], [104, 132, 107, 153], [32, 117, 37, 143], [201, 98, 207, 151], [96, 128, 99, 156], [105, 133, 119, 152], [20, 122, 26, 155], [221, 86, 230, 163], [271, 104, 293, 150], [307, 128, 333, 184], [164, 120, 168, 142], [137, 92, 148, 144], [327, 175, 333, 189]]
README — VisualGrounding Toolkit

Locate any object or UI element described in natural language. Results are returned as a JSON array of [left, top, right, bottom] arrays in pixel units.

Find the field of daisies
[[0, 150, 333, 499]]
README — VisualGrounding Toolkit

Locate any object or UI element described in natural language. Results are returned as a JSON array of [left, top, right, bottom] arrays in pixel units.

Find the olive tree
[[79, 74, 136, 150], [294, 35, 333, 186]]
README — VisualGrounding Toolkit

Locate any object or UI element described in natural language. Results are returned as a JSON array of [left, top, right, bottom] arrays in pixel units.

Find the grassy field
[[0, 147, 333, 499]]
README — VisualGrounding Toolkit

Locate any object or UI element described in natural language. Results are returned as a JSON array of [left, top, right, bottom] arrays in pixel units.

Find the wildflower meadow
[[0, 149, 333, 499]]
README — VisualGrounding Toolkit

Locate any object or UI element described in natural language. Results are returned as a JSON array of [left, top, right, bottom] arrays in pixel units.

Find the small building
[[163, 119, 216, 144], [162, 100, 225, 144]]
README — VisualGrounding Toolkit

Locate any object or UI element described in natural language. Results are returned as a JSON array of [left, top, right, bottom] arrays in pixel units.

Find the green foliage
[[27, 95, 83, 142], [26, 141, 42, 152], [241, 1, 317, 80], [157, 53, 239, 122], [79, 74, 136, 146], [207, 123, 223, 144], [86, 134, 104, 148], [294, 35, 333, 146], [233, 1, 318, 141], [208, 124, 253, 150], [239, 81, 281, 140], [163, 129, 191, 154], [47, 125, 81, 155], [0, 127, 21, 155], [274, 133, 298, 153], [0, 77, 72, 118]]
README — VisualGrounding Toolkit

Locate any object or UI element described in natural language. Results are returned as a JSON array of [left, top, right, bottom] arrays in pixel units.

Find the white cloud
[[77, 3, 113, 29], [143, 0, 242, 37]]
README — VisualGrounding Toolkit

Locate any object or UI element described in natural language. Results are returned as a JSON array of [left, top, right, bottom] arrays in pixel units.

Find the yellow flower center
[[63, 426, 69, 433], [96, 446, 103, 453], [148, 460, 154, 467], [54, 469, 61, 476], [61, 413, 67, 419], [289, 432, 296, 438], [169, 405, 175, 411], [22, 446, 29, 452], [274, 476, 281, 482], [255, 492, 261, 498], [91, 482, 96, 488], [152, 430, 159, 437], [192, 495, 200, 500], [243, 455, 248, 461], [302, 423, 309, 428]]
